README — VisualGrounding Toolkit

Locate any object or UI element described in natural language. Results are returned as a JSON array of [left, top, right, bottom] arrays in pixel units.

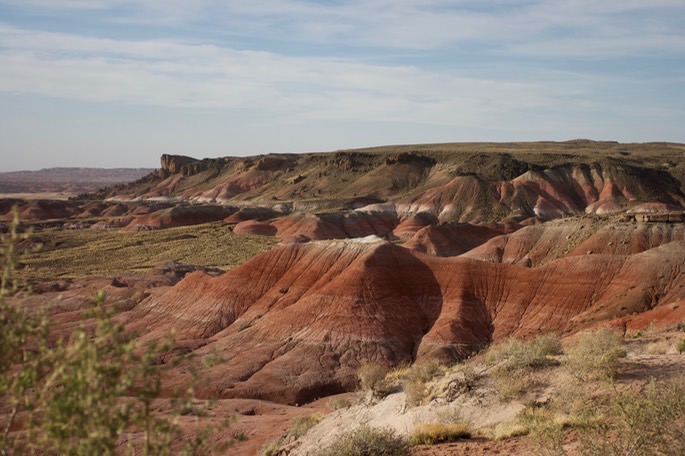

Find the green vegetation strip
[[19, 222, 278, 280]]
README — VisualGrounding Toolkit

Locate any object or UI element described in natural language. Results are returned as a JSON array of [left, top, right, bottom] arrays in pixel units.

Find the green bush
[[564, 328, 626, 380], [409, 422, 471, 445], [317, 425, 409, 456]]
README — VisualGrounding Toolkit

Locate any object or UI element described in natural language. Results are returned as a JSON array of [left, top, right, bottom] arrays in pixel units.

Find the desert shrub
[[403, 378, 427, 407], [676, 338, 685, 354], [443, 365, 480, 401], [435, 405, 465, 425], [406, 360, 442, 383], [327, 396, 351, 410], [578, 378, 685, 455], [563, 328, 626, 380], [383, 363, 411, 382], [493, 368, 529, 401], [317, 425, 409, 456], [358, 362, 389, 394], [401, 360, 444, 407], [286, 414, 321, 439], [519, 407, 568, 456], [409, 422, 471, 446], [486, 334, 561, 400], [676, 322, 685, 332], [486, 333, 561, 372]]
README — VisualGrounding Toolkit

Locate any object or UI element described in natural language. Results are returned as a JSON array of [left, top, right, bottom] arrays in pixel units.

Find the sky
[[0, 1, 684, 171]]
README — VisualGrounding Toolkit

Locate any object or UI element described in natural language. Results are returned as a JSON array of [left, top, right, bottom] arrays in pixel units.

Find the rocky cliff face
[[160, 154, 199, 174]]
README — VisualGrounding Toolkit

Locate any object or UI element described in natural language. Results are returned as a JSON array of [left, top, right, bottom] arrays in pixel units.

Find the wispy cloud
[[2, 0, 684, 56], [0, 23, 578, 126]]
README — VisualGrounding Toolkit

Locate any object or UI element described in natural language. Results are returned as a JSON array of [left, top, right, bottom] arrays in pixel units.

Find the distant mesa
[[90, 142, 685, 227], [0, 167, 154, 195]]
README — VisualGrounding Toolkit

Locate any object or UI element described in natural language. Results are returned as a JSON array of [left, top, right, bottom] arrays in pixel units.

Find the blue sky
[[0, 0, 683, 171]]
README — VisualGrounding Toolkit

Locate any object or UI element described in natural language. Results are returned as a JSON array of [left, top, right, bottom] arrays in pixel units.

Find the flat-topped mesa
[[160, 154, 199, 174]]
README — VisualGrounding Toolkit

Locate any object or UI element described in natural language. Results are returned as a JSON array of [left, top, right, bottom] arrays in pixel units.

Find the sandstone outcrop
[[160, 154, 199, 174]]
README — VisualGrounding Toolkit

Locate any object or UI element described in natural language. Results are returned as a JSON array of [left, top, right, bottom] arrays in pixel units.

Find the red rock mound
[[404, 223, 506, 256], [272, 210, 398, 241], [232, 220, 277, 236], [392, 212, 437, 240], [123, 205, 234, 231], [224, 207, 278, 223]]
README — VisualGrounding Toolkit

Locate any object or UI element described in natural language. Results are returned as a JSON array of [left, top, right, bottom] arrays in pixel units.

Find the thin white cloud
[[1, 0, 683, 56], [0, 24, 573, 126]]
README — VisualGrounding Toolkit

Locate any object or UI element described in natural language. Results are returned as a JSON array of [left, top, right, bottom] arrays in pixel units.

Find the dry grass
[[644, 341, 669, 355], [400, 360, 445, 407], [287, 414, 322, 439], [477, 422, 529, 441], [485, 333, 561, 371], [17, 221, 277, 280], [409, 422, 471, 446]]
